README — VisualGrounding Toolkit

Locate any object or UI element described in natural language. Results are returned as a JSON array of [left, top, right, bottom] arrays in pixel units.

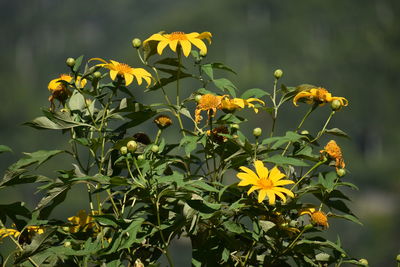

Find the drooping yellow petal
[[198, 31, 213, 44], [274, 179, 295, 186], [124, 73, 134, 86], [265, 190, 276, 205], [157, 40, 169, 55], [189, 38, 207, 54], [179, 40, 192, 57], [273, 187, 294, 198], [274, 191, 287, 203], [247, 185, 260, 195], [169, 39, 179, 52], [254, 160, 268, 179], [109, 70, 118, 81], [239, 166, 258, 178], [144, 33, 166, 43], [258, 189, 268, 203]]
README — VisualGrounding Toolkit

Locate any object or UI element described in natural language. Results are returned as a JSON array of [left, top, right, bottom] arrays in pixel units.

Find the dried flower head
[[207, 125, 229, 143], [320, 140, 345, 170], [300, 208, 329, 228], [154, 115, 173, 129], [195, 94, 224, 123]]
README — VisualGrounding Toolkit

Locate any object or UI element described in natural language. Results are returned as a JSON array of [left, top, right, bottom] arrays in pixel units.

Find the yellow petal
[[274, 179, 294, 186], [143, 33, 166, 44], [124, 74, 134, 86], [169, 39, 179, 52], [254, 160, 268, 179], [237, 172, 258, 186], [110, 70, 118, 81], [239, 166, 258, 178], [247, 185, 259, 195], [269, 166, 286, 181], [258, 189, 268, 203], [274, 191, 287, 203], [265, 190, 275, 205], [293, 91, 311, 106], [189, 38, 207, 54], [198, 31, 212, 44], [89, 57, 108, 64], [179, 40, 192, 57], [233, 98, 246, 108], [157, 41, 169, 55], [247, 98, 265, 105], [273, 187, 294, 198]]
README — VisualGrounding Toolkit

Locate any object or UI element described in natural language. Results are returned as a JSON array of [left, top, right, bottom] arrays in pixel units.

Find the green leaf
[[189, 180, 219, 193], [325, 128, 350, 139], [0, 202, 31, 227], [35, 185, 70, 218], [259, 220, 276, 232], [179, 135, 198, 157], [330, 214, 363, 225], [73, 55, 84, 72], [0, 145, 12, 154], [154, 57, 182, 67], [201, 64, 214, 79], [213, 78, 237, 97], [186, 199, 221, 214], [264, 154, 309, 167], [10, 150, 64, 170], [68, 90, 86, 111], [223, 221, 244, 234], [116, 109, 157, 131], [211, 62, 237, 75], [157, 171, 184, 187], [241, 88, 269, 99]]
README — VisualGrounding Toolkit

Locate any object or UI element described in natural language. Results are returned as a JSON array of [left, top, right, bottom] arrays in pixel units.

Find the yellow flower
[[195, 94, 224, 123], [219, 96, 265, 113], [293, 87, 348, 107], [0, 228, 20, 240], [320, 140, 345, 170], [299, 207, 329, 228], [237, 160, 295, 205], [143, 31, 212, 57], [67, 210, 96, 233], [48, 74, 87, 108], [92, 58, 153, 87]]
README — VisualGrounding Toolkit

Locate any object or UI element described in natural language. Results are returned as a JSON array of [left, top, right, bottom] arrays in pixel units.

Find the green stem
[[290, 159, 326, 190], [242, 240, 257, 266], [154, 129, 162, 144], [269, 78, 279, 138], [311, 110, 335, 143], [155, 198, 174, 267]]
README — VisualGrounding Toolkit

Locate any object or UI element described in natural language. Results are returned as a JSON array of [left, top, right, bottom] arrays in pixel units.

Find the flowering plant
[[0, 31, 367, 266]]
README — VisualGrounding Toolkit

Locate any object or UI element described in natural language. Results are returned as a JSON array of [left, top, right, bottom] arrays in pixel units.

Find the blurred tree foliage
[[0, 0, 399, 265]]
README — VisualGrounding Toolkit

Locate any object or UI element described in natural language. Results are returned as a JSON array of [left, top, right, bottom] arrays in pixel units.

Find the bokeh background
[[1, 0, 399, 265]]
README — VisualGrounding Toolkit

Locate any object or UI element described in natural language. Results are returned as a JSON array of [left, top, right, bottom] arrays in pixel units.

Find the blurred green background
[[1, 0, 399, 265]]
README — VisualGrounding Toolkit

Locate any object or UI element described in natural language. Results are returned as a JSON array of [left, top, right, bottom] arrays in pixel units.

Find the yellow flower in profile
[[195, 94, 224, 123], [236, 160, 295, 205], [67, 210, 96, 233], [293, 87, 348, 107], [320, 140, 345, 170], [154, 115, 173, 129], [0, 228, 20, 240], [48, 74, 87, 108], [92, 58, 153, 87], [219, 96, 265, 113], [143, 31, 212, 57], [299, 207, 329, 228]]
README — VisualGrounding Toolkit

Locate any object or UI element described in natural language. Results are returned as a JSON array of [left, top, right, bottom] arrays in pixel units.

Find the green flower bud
[[315, 252, 330, 262], [331, 99, 342, 110], [120, 146, 128, 155], [66, 57, 76, 67], [231, 124, 240, 130], [303, 224, 313, 231], [132, 38, 142, 48], [358, 259, 368, 266], [396, 254, 400, 262], [300, 130, 309, 135], [127, 140, 138, 153], [274, 69, 283, 79], [151, 144, 159, 153], [93, 71, 102, 79], [137, 154, 145, 161], [195, 94, 202, 103], [336, 168, 346, 177], [64, 241, 72, 248], [253, 127, 262, 137]]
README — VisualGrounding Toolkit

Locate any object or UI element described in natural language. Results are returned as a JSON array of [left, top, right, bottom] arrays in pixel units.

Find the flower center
[[114, 63, 132, 74], [311, 211, 328, 227], [199, 94, 222, 110], [258, 178, 274, 190], [169, 32, 187, 41]]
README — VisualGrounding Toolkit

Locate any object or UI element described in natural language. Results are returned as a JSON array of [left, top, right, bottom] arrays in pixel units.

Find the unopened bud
[[253, 127, 262, 137], [231, 124, 240, 130], [274, 69, 283, 79], [195, 94, 202, 103], [303, 224, 313, 231], [137, 154, 145, 161], [127, 141, 138, 153], [64, 241, 72, 247], [132, 38, 142, 48], [300, 130, 309, 135], [331, 99, 342, 111], [93, 71, 102, 79], [358, 259, 368, 266], [396, 254, 400, 262], [151, 145, 159, 153], [120, 146, 128, 155], [336, 168, 346, 177], [66, 57, 76, 67]]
